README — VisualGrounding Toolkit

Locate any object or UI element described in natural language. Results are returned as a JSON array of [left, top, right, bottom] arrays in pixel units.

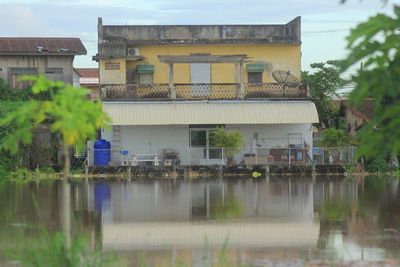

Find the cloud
[[0, 5, 61, 36], [0, 0, 394, 69]]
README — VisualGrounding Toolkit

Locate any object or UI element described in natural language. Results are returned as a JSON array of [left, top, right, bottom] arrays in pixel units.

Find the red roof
[[0, 37, 87, 55], [74, 68, 99, 78], [349, 99, 375, 121]]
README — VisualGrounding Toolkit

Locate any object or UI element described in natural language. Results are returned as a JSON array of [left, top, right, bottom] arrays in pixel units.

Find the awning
[[246, 64, 265, 73], [103, 101, 319, 126], [136, 64, 154, 73]]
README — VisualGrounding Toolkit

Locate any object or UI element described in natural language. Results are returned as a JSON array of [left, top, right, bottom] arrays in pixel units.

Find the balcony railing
[[86, 146, 357, 167], [100, 83, 309, 101]]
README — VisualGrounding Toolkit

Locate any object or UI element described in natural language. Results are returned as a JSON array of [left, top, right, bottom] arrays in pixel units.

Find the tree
[[302, 61, 344, 128], [340, 3, 400, 159], [317, 128, 353, 148], [0, 75, 110, 251], [317, 128, 354, 163], [209, 128, 244, 162], [0, 75, 110, 177]]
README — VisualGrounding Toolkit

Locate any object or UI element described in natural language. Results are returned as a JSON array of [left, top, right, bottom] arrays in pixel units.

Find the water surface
[[0, 176, 399, 266]]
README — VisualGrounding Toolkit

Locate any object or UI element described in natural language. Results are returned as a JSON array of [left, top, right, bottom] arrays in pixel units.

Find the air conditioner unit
[[127, 48, 140, 56]]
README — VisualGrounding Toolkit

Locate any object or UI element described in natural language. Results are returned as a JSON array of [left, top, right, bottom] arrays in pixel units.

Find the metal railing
[[100, 83, 309, 101], [87, 146, 356, 167]]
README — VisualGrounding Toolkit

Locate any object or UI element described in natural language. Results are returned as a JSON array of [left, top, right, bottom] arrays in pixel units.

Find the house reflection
[[92, 179, 319, 265]]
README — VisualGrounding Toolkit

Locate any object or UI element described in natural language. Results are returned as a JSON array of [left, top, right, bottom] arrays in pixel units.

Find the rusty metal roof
[[74, 68, 99, 78], [349, 99, 375, 121], [0, 37, 87, 55]]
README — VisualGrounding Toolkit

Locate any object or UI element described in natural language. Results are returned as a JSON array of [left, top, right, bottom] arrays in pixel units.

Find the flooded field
[[0, 176, 399, 266]]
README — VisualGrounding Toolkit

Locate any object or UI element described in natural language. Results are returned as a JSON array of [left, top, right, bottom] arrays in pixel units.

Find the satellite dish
[[272, 70, 299, 83]]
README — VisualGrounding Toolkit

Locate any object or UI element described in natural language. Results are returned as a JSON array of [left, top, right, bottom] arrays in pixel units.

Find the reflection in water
[[0, 177, 400, 265]]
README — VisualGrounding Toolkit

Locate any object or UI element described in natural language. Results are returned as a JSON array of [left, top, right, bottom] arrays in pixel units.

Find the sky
[[0, 0, 394, 72]]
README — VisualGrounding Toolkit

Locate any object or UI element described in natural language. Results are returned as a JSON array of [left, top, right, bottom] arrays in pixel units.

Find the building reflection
[[89, 179, 319, 266]]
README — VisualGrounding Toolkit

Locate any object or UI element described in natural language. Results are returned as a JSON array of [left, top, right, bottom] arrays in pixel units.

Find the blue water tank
[[94, 139, 111, 166]]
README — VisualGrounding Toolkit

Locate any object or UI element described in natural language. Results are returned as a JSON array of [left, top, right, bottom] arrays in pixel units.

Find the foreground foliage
[[340, 3, 400, 160], [9, 232, 122, 267], [0, 76, 110, 176]]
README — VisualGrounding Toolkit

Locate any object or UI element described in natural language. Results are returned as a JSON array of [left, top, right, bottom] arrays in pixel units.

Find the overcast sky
[[0, 0, 393, 72]]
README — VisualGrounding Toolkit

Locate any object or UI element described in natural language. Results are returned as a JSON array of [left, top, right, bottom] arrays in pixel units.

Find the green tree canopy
[[302, 61, 344, 128]]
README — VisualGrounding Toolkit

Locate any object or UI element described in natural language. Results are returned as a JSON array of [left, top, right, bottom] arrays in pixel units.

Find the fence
[[100, 83, 309, 101], [86, 146, 356, 167]]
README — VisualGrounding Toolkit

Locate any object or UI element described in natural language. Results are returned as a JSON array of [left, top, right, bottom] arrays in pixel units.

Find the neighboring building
[[93, 17, 319, 166], [74, 68, 99, 100], [0, 37, 86, 89], [340, 98, 375, 136], [0, 37, 86, 169]]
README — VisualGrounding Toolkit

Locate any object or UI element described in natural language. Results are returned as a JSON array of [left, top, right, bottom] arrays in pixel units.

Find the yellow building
[[93, 17, 318, 167]]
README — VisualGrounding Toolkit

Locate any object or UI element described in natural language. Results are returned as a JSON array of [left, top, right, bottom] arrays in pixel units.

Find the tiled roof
[[74, 68, 99, 78], [0, 37, 87, 55], [349, 99, 375, 121]]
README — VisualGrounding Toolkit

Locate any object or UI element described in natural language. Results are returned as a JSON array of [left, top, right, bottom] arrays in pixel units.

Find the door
[[190, 129, 223, 165], [190, 63, 211, 96]]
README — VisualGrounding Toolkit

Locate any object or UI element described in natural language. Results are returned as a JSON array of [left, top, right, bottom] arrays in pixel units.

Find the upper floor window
[[246, 64, 265, 84], [45, 68, 63, 81], [248, 72, 262, 83], [136, 64, 155, 86], [8, 67, 38, 90], [45, 68, 63, 74]]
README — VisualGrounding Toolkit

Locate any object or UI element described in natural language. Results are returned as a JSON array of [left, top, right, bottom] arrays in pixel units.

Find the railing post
[[168, 63, 176, 99], [100, 85, 106, 100]]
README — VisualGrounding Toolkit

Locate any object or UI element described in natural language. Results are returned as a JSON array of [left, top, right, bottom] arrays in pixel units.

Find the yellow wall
[[99, 58, 126, 84], [100, 44, 301, 84]]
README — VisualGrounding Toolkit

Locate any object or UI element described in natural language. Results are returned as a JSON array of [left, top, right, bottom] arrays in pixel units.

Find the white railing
[[86, 146, 357, 167]]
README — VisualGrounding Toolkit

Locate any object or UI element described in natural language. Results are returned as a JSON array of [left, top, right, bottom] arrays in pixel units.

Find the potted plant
[[209, 128, 244, 165]]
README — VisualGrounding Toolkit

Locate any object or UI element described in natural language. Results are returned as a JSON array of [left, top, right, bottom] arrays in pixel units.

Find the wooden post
[[168, 63, 176, 99]]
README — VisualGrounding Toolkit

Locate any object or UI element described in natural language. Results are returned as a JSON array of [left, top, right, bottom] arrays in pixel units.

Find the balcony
[[100, 83, 309, 101]]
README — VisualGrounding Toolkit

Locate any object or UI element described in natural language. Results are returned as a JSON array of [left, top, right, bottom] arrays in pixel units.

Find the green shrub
[[8, 232, 122, 267]]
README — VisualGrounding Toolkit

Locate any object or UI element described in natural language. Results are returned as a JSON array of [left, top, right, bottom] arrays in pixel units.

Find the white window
[[139, 73, 153, 85]]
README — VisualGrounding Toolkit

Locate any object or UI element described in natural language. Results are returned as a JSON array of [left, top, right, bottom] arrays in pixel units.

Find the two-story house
[[94, 17, 318, 166], [0, 37, 86, 89]]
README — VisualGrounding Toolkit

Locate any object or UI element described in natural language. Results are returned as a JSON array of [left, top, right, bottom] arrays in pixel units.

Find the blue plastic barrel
[[94, 139, 111, 166]]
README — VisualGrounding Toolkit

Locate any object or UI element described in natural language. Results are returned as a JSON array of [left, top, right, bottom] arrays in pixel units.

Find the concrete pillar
[[168, 63, 176, 99], [238, 62, 244, 99]]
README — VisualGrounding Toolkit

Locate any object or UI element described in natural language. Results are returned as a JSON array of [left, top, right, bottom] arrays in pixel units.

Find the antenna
[[272, 70, 299, 84]]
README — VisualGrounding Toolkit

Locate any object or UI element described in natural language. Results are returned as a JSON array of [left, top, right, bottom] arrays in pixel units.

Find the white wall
[[103, 123, 313, 165]]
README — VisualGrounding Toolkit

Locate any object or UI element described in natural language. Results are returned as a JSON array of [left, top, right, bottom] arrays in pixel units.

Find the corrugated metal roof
[[0, 37, 87, 55], [103, 101, 319, 125], [74, 68, 99, 78]]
